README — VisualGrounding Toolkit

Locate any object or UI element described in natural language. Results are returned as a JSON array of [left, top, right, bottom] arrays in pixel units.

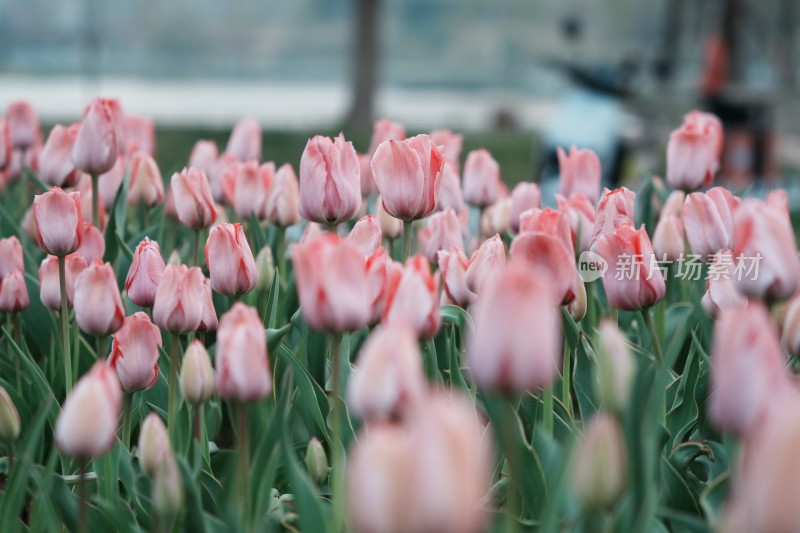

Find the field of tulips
[[0, 100, 796, 533]]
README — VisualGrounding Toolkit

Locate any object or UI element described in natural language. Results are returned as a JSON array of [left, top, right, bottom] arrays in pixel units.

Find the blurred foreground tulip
[[108, 312, 162, 392], [571, 412, 626, 510], [33, 187, 83, 256], [299, 134, 361, 225], [215, 303, 272, 402], [595, 320, 635, 412]]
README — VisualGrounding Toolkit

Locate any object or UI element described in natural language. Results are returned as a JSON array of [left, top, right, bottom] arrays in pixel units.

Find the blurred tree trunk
[[346, 0, 380, 130]]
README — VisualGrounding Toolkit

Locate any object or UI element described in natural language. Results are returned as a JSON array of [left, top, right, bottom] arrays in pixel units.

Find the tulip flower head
[[299, 133, 361, 225], [108, 312, 162, 392], [215, 303, 272, 402], [33, 187, 83, 256]]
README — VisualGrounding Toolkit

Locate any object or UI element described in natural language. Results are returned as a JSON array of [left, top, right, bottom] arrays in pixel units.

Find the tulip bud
[[437, 247, 476, 308], [71, 98, 120, 175], [125, 238, 166, 309], [292, 234, 371, 333], [215, 303, 272, 402], [74, 222, 105, 263], [0, 271, 29, 313], [347, 324, 425, 421], [683, 187, 739, 260], [382, 255, 441, 339], [138, 412, 171, 477], [347, 215, 382, 258], [589, 187, 636, 253], [652, 213, 684, 263], [189, 140, 218, 173], [299, 134, 361, 225], [39, 124, 81, 187], [38, 255, 88, 310], [221, 159, 272, 218], [508, 182, 541, 233], [462, 149, 501, 207], [153, 265, 205, 333], [376, 196, 403, 240], [180, 340, 215, 405], [0, 387, 20, 442], [127, 152, 164, 206], [370, 134, 445, 221], [569, 279, 587, 322], [418, 208, 463, 264], [204, 223, 258, 296], [73, 261, 125, 337], [225, 116, 261, 162], [556, 193, 596, 254], [595, 320, 635, 412], [666, 110, 722, 191], [108, 312, 162, 392], [467, 261, 561, 392], [255, 246, 275, 293], [358, 153, 376, 197], [33, 187, 83, 256], [152, 454, 184, 518], [264, 163, 301, 226], [570, 413, 626, 510], [7, 101, 39, 150], [465, 234, 505, 295], [55, 361, 121, 458], [197, 278, 218, 332], [558, 146, 601, 204], [304, 437, 329, 486], [0, 236, 23, 280], [170, 168, 218, 229]]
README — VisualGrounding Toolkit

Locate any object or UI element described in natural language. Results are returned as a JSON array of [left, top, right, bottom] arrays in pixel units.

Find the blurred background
[[1, 0, 799, 188]]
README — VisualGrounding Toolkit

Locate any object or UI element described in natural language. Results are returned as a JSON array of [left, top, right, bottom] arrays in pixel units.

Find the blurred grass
[[155, 128, 539, 186]]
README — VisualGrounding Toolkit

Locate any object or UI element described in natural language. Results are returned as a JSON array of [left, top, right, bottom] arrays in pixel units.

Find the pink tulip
[[74, 222, 105, 263], [180, 340, 215, 404], [215, 303, 272, 402], [371, 134, 445, 221], [72, 98, 119, 175], [197, 278, 219, 332], [299, 134, 361, 225], [39, 124, 81, 187], [509, 182, 542, 233], [358, 153, 377, 197], [462, 149, 500, 207], [438, 247, 477, 308], [188, 140, 218, 173], [222, 160, 273, 218], [97, 156, 126, 210], [347, 323, 425, 421], [364, 247, 389, 324], [468, 260, 560, 392], [465, 233, 506, 295], [138, 413, 170, 477], [264, 163, 301, 226], [6, 101, 39, 150], [375, 196, 403, 240], [436, 161, 464, 213], [39, 255, 87, 309], [368, 118, 406, 155], [127, 152, 164, 206], [205, 223, 258, 296], [557, 146, 602, 204], [666, 110, 722, 191], [73, 261, 125, 337], [153, 264, 205, 333], [0, 236, 23, 281], [0, 118, 10, 169], [682, 187, 739, 259], [418, 208, 463, 264], [596, 224, 666, 310], [55, 361, 121, 458], [429, 129, 463, 167], [124, 115, 155, 156], [513, 207, 578, 304], [481, 198, 512, 236], [293, 234, 371, 332], [555, 193, 596, 253], [710, 304, 791, 436], [660, 189, 686, 218], [0, 271, 29, 313], [347, 392, 490, 533], [652, 213, 684, 263], [76, 177, 106, 229], [125, 237, 166, 308], [33, 187, 83, 256], [589, 187, 636, 252], [347, 215, 382, 257], [382, 255, 440, 339], [225, 117, 261, 162], [732, 196, 800, 301], [701, 250, 747, 319], [108, 312, 162, 392], [170, 167, 218, 229]]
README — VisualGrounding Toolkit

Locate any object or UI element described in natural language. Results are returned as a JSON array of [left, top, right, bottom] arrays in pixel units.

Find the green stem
[[543, 385, 554, 437], [236, 402, 250, 526], [121, 392, 133, 450], [91, 173, 100, 229], [401, 220, 413, 262], [58, 256, 73, 394], [6, 441, 14, 475], [277, 225, 287, 289], [562, 341, 572, 418], [502, 397, 521, 533], [7, 314, 20, 392], [78, 459, 88, 533], [642, 307, 666, 424], [168, 334, 181, 446], [193, 229, 202, 269], [329, 333, 344, 533], [96, 335, 107, 360]]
